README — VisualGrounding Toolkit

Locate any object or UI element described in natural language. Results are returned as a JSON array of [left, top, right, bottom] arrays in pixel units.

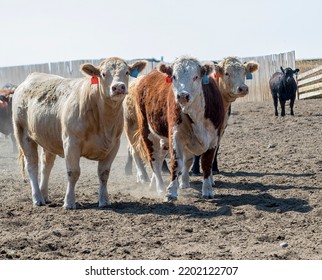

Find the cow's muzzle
[[111, 82, 127, 96], [176, 92, 190, 105], [237, 84, 249, 96]]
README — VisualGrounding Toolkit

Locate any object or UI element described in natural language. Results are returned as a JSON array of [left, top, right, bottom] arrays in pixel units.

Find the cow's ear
[[201, 64, 214, 77], [80, 64, 101, 77], [245, 61, 259, 74], [129, 60, 147, 77], [294, 68, 300, 74], [280, 66, 285, 74], [158, 63, 173, 76], [214, 64, 224, 78]]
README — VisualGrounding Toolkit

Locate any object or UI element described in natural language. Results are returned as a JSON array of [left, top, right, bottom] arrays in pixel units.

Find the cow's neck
[[221, 92, 236, 113], [214, 77, 237, 113], [179, 93, 215, 155]]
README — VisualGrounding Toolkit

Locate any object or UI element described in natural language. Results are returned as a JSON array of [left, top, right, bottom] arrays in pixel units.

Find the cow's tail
[[18, 147, 27, 183], [133, 129, 149, 163]]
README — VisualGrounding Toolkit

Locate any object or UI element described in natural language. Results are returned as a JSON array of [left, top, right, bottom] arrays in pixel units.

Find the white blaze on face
[[171, 57, 202, 107], [100, 58, 130, 99]]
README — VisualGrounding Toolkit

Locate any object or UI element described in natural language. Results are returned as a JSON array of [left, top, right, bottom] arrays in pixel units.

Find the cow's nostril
[[112, 86, 117, 91], [121, 85, 125, 90], [238, 87, 248, 93]]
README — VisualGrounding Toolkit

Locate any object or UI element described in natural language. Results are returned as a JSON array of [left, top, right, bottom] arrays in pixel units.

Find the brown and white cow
[[12, 57, 147, 209], [135, 56, 225, 201], [123, 76, 151, 183], [191, 57, 259, 175]]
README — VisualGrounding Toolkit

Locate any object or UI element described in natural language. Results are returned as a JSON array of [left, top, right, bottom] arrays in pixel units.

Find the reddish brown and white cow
[[191, 57, 259, 175], [124, 75, 159, 184], [135, 56, 225, 201], [12, 57, 147, 209]]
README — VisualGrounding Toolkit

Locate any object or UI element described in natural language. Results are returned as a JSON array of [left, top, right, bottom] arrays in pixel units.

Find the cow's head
[[214, 57, 259, 100], [158, 56, 213, 110], [81, 57, 147, 100], [281, 67, 299, 83]]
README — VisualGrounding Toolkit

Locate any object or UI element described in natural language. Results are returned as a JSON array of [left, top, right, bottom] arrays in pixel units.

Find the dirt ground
[[1, 99, 322, 260]]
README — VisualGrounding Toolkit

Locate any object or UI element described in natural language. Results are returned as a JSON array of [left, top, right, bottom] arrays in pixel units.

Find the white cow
[[12, 57, 147, 209]]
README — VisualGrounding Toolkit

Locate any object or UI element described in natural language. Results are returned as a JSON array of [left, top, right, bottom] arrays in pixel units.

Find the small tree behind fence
[[0, 51, 297, 102]]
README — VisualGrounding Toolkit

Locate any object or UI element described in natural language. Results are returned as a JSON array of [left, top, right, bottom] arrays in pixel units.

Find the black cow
[[0, 88, 17, 152], [269, 67, 299, 117]]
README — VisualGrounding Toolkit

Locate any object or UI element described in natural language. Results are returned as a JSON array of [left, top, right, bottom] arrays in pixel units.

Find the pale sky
[[0, 0, 320, 67]]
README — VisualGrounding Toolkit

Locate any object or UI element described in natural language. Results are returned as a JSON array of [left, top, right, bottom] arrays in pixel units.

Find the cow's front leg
[[201, 148, 216, 198], [63, 141, 81, 210], [165, 153, 182, 202], [97, 139, 120, 207], [290, 97, 295, 116], [180, 153, 193, 189], [279, 98, 286, 117]]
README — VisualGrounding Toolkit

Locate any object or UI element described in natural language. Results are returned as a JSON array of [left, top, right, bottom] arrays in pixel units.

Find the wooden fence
[[0, 51, 297, 102], [297, 65, 322, 99], [237, 51, 296, 102]]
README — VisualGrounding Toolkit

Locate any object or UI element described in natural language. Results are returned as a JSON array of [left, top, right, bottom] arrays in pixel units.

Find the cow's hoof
[[212, 170, 219, 175], [33, 201, 46, 207], [63, 203, 77, 210], [33, 195, 46, 206], [202, 194, 214, 199], [189, 171, 203, 176], [163, 195, 177, 203]]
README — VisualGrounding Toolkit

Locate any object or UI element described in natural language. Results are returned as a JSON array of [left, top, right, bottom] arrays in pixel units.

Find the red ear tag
[[0, 101, 8, 107], [166, 76, 172, 83], [214, 72, 221, 79], [91, 76, 99, 84]]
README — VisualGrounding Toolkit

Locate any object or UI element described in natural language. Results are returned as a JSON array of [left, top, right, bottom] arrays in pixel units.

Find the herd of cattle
[[0, 56, 300, 209]]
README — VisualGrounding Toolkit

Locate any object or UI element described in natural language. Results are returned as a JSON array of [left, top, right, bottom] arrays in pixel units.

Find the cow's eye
[[102, 73, 106, 77], [193, 76, 198, 81], [126, 71, 130, 75], [225, 72, 229, 76], [172, 75, 176, 80]]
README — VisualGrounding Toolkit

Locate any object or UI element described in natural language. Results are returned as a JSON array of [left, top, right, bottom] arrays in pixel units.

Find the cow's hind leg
[[190, 155, 202, 176], [39, 148, 56, 203], [20, 135, 45, 206], [124, 146, 133, 175], [132, 149, 150, 183], [212, 146, 220, 175], [273, 95, 278, 116]]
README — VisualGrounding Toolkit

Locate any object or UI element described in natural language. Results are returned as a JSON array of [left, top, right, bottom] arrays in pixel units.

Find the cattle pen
[[0, 51, 301, 103]]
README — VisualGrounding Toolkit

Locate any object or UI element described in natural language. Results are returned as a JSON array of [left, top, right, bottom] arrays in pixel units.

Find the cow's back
[[136, 70, 172, 139], [12, 73, 82, 156]]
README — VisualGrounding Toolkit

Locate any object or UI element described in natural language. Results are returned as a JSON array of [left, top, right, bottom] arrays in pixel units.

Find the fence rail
[[297, 65, 322, 99], [0, 51, 297, 102]]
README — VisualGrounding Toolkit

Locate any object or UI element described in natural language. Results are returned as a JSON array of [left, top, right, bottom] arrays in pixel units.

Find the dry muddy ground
[[1, 99, 322, 260]]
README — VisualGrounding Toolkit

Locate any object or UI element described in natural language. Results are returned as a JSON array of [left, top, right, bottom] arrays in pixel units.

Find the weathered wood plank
[[299, 89, 322, 99], [297, 74, 322, 86], [298, 82, 322, 93], [297, 65, 322, 80]]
